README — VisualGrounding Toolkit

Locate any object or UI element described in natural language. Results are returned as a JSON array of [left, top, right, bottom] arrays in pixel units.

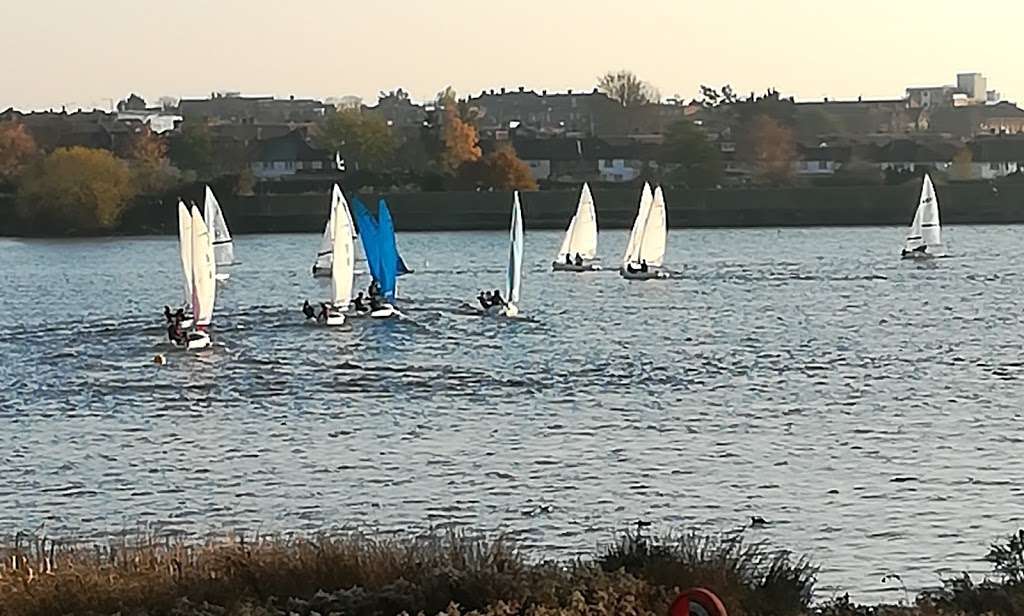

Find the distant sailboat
[[324, 187, 355, 326], [552, 182, 600, 272], [502, 191, 524, 317], [352, 196, 411, 318], [203, 186, 234, 280], [620, 183, 669, 280], [187, 205, 217, 350], [901, 173, 945, 259], [176, 201, 195, 329]]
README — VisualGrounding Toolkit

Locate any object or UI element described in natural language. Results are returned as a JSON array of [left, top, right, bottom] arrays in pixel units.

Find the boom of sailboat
[[163, 174, 945, 351]]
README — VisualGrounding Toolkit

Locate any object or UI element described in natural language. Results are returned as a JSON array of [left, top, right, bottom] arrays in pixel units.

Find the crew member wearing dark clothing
[[478, 291, 491, 310], [302, 300, 316, 320], [640, 259, 649, 273], [491, 289, 506, 307], [167, 320, 186, 345], [353, 292, 366, 313], [317, 303, 330, 323], [175, 308, 186, 322], [163, 306, 173, 323], [564, 254, 572, 265], [574, 253, 584, 267]]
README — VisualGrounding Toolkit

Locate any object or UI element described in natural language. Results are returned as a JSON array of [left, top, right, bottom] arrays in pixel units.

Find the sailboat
[[186, 205, 217, 350], [552, 182, 600, 272], [324, 187, 355, 326], [352, 197, 411, 318], [901, 173, 945, 259], [620, 183, 669, 280], [500, 191, 524, 317], [312, 185, 361, 278], [176, 201, 195, 329], [203, 186, 235, 280]]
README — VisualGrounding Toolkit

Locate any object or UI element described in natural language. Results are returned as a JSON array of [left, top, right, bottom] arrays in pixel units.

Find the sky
[[5, 0, 1024, 111]]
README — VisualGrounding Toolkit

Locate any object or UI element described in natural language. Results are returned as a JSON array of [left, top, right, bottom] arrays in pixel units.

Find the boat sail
[[552, 182, 599, 271], [177, 201, 194, 320], [312, 185, 361, 278], [901, 174, 945, 259], [203, 186, 235, 271], [187, 205, 217, 350], [504, 191, 524, 317], [325, 188, 355, 326], [621, 183, 669, 279]]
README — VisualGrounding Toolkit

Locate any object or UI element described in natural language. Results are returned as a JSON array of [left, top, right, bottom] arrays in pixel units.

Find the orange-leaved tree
[[463, 145, 537, 190], [745, 114, 797, 185], [0, 121, 39, 185]]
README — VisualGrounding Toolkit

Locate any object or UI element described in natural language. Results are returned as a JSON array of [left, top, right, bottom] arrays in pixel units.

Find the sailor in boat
[[477, 291, 492, 310], [574, 253, 584, 267], [166, 317, 186, 346], [564, 254, 573, 266], [640, 259, 649, 273], [901, 245, 928, 258], [353, 292, 367, 314], [302, 299, 316, 320], [491, 289, 507, 308], [163, 305, 174, 323], [316, 302, 331, 323]]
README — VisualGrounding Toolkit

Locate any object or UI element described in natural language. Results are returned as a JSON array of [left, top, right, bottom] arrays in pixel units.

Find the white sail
[[555, 182, 598, 261], [177, 201, 193, 308], [904, 174, 944, 255], [622, 183, 654, 266], [204, 186, 235, 266], [330, 189, 355, 308], [506, 192, 524, 313], [638, 186, 668, 267], [190, 206, 217, 327]]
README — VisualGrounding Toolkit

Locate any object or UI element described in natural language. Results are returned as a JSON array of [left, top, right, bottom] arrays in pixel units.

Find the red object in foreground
[[669, 588, 728, 616]]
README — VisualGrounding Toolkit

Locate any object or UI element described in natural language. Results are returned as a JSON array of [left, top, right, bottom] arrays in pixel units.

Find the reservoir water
[[3, 225, 1024, 602]]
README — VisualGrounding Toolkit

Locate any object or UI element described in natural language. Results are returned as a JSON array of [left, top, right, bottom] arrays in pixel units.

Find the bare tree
[[597, 70, 660, 107]]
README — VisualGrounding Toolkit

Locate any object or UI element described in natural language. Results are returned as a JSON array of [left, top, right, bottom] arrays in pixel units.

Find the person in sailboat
[[491, 289, 506, 308], [167, 319, 186, 346], [901, 245, 928, 258], [174, 308, 186, 322], [574, 253, 584, 267], [163, 305, 174, 323], [316, 302, 331, 323], [477, 291, 492, 310], [353, 292, 367, 313], [302, 299, 316, 320], [640, 259, 649, 273], [564, 254, 572, 265]]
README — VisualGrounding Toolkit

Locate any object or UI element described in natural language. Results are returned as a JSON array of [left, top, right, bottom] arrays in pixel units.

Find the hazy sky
[[5, 0, 1024, 111]]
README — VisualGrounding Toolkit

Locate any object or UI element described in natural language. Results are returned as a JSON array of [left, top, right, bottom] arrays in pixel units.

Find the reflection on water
[[2, 226, 1024, 602]]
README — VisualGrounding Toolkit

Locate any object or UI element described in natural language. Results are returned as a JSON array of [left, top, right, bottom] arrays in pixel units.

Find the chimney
[[500, 87, 506, 95], [519, 86, 525, 93], [568, 89, 573, 95], [542, 90, 547, 96]]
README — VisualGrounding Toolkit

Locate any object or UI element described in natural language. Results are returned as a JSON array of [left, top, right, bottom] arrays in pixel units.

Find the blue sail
[[352, 196, 383, 284], [376, 201, 399, 302]]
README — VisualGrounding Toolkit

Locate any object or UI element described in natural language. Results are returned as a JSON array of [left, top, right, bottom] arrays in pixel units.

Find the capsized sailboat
[[552, 182, 600, 272], [501, 191, 524, 317], [901, 173, 945, 259], [176, 201, 195, 329], [187, 205, 217, 350], [620, 183, 669, 280], [203, 186, 235, 279], [324, 187, 355, 326]]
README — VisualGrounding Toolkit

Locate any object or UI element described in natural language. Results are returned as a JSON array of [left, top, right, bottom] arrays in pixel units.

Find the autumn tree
[[17, 147, 137, 233], [597, 70, 660, 107], [745, 115, 797, 186], [463, 145, 537, 190], [951, 145, 974, 181], [0, 122, 39, 186], [125, 129, 179, 193], [318, 108, 396, 171], [663, 120, 722, 189]]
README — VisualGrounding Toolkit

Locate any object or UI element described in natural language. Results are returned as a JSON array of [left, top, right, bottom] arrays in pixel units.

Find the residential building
[[179, 93, 329, 125], [968, 136, 1024, 179], [249, 130, 333, 179]]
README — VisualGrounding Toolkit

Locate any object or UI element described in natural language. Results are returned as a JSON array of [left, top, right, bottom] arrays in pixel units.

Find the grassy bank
[[0, 527, 1022, 616]]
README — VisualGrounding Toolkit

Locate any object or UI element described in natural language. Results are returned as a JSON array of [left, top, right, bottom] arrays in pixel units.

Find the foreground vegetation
[[3, 526, 1024, 616]]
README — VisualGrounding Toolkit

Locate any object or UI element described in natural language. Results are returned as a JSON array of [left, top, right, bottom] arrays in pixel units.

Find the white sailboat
[[620, 183, 669, 279], [312, 186, 361, 278], [203, 186, 234, 280], [552, 182, 600, 272], [324, 187, 355, 326], [176, 201, 195, 329], [501, 191, 524, 317], [187, 205, 217, 350], [901, 174, 945, 259]]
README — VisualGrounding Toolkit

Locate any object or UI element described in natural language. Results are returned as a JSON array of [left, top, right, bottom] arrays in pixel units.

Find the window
[[818, 160, 828, 171], [273, 161, 286, 171], [991, 162, 1000, 171], [312, 161, 323, 170]]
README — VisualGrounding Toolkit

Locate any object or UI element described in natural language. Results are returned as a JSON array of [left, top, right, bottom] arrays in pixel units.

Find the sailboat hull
[[620, 268, 669, 280], [312, 266, 331, 278], [552, 261, 601, 272], [370, 304, 399, 319], [186, 331, 211, 351], [325, 311, 346, 326]]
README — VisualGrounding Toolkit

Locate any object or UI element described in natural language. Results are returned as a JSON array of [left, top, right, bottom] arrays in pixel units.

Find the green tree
[[597, 70, 660, 107], [17, 147, 137, 232], [318, 108, 396, 171], [0, 122, 39, 186], [663, 120, 722, 189], [169, 120, 214, 178]]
